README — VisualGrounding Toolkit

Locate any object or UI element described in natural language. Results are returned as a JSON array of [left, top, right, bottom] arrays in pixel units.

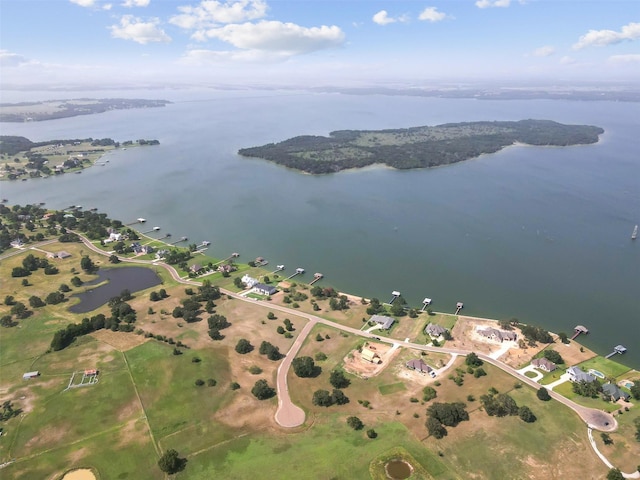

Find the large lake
[[2, 89, 638, 367]]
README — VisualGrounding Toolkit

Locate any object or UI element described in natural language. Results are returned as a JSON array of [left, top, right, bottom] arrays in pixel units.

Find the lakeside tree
[[542, 349, 564, 364], [629, 383, 640, 401], [157, 449, 186, 475], [572, 379, 602, 398], [80, 255, 97, 273]]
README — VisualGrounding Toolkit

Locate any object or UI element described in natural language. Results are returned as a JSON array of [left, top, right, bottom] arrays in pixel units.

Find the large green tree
[[292, 356, 320, 378], [157, 449, 186, 474]]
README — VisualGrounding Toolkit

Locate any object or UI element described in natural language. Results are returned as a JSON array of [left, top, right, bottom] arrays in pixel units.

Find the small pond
[[385, 460, 412, 480], [69, 266, 162, 313]]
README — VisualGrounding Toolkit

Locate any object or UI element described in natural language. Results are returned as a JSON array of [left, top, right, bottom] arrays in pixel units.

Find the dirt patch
[[61, 469, 97, 480], [116, 399, 142, 422], [24, 423, 69, 451], [117, 418, 149, 448], [343, 342, 399, 378], [90, 330, 148, 352], [66, 447, 89, 464]]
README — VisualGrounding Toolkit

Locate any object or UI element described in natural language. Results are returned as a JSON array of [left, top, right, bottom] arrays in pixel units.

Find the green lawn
[[179, 417, 452, 480], [576, 357, 631, 379], [553, 381, 619, 412], [378, 382, 407, 395]]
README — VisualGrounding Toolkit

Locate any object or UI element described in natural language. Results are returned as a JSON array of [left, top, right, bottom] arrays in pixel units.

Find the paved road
[[73, 232, 618, 433]]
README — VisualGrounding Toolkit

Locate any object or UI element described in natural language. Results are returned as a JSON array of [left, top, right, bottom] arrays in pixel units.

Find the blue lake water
[[1, 89, 639, 367]]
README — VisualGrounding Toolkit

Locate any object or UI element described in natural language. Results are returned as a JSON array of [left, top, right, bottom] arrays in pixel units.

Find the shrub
[[366, 429, 378, 439], [248, 365, 262, 375], [195, 379, 205, 386], [347, 416, 364, 430], [235, 338, 253, 354], [251, 379, 275, 399], [422, 386, 437, 402], [230, 382, 241, 390]]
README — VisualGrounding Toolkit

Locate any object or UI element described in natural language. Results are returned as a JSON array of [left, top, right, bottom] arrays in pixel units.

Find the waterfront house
[[253, 283, 277, 296], [218, 263, 236, 274], [370, 315, 395, 330], [478, 327, 517, 342], [567, 366, 596, 383], [190, 264, 202, 274], [425, 323, 447, 338], [241, 274, 258, 288], [602, 383, 630, 402], [406, 359, 433, 375], [532, 357, 557, 372]]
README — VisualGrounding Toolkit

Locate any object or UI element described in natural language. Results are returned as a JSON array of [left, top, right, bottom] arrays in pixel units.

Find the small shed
[[23, 371, 40, 380]]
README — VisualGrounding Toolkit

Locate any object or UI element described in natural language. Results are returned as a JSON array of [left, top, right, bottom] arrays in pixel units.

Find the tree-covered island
[[238, 119, 604, 174]]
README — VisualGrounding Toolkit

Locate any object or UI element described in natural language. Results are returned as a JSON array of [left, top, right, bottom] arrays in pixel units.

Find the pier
[[141, 226, 161, 234], [126, 217, 146, 226], [169, 236, 188, 245], [455, 302, 464, 315], [605, 345, 627, 359], [271, 265, 285, 275], [421, 298, 432, 312], [570, 325, 589, 340], [286, 267, 305, 280], [389, 291, 401, 304], [309, 273, 324, 285]]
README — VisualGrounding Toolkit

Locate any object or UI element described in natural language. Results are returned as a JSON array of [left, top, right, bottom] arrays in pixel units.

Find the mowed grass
[[378, 382, 407, 395], [126, 340, 233, 440], [179, 417, 451, 480], [551, 381, 620, 412], [576, 356, 631, 379]]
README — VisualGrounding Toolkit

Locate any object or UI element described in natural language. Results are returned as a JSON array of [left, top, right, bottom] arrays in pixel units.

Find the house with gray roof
[[370, 314, 395, 330], [602, 383, 630, 402], [425, 323, 447, 338], [253, 283, 277, 296], [406, 359, 433, 375], [478, 327, 517, 342], [531, 357, 557, 372], [567, 366, 596, 383]]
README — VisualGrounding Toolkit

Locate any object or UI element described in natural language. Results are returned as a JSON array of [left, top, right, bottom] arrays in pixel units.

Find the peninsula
[[0, 98, 170, 122], [238, 119, 604, 174]]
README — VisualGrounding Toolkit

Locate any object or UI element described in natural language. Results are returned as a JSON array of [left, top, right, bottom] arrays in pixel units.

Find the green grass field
[[576, 357, 631, 379]]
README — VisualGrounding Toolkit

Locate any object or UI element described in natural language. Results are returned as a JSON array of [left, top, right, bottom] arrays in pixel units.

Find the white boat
[[633, 225, 638, 240]]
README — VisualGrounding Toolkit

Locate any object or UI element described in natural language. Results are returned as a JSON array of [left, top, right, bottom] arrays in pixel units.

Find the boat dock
[[309, 273, 324, 285], [605, 345, 627, 359], [286, 267, 305, 280], [271, 265, 285, 274], [570, 325, 589, 340], [126, 218, 146, 226], [421, 298, 432, 312], [389, 291, 401, 304], [633, 225, 638, 240], [141, 226, 161, 234], [455, 302, 464, 315], [169, 236, 188, 245]]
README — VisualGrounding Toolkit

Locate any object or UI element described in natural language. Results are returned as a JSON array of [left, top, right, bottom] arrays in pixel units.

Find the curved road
[[74, 233, 617, 434]]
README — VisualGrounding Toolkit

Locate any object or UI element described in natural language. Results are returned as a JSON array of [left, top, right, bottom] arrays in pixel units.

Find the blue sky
[[0, 0, 638, 87]]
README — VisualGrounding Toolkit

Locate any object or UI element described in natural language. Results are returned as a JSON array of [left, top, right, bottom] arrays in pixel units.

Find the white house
[[241, 274, 258, 288]]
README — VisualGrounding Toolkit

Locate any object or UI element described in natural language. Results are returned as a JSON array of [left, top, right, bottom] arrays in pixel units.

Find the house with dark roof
[[478, 327, 517, 342], [189, 264, 203, 274], [253, 283, 277, 296], [406, 358, 433, 375], [425, 323, 447, 338], [532, 357, 557, 372], [602, 383, 630, 402], [370, 315, 395, 330], [567, 366, 596, 383]]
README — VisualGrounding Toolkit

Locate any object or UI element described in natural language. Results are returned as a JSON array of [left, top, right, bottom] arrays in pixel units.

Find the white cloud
[[202, 21, 344, 56], [532, 45, 555, 57], [573, 22, 640, 49], [475, 0, 510, 8], [560, 56, 576, 65], [122, 0, 150, 7], [109, 15, 171, 44], [70, 0, 97, 6], [609, 54, 640, 64], [0, 50, 30, 67], [373, 11, 395, 26], [103, 3, 113, 10], [170, 0, 267, 31], [181, 48, 286, 64], [418, 7, 446, 23]]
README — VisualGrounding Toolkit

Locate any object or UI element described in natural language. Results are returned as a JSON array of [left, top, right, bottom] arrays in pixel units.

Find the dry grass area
[[343, 341, 398, 378], [91, 330, 148, 352], [548, 338, 597, 366]]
